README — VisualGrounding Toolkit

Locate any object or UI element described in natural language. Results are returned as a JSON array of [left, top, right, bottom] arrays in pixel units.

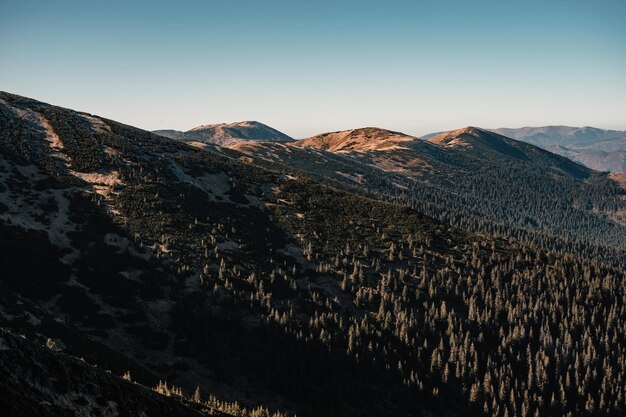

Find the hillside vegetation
[[236, 127, 626, 267], [0, 92, 625, 416]]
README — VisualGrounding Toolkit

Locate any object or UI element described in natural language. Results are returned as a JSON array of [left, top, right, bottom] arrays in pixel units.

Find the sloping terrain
[[154, 121, 294, 147], [610, 172, 626, 189], [0, 329, 225, 417], [489, 126, 626, 172], [491, 125, 626, 148], [427, 127, 592, 178], [1, 92, 625, 417], [234, 126, 626, 263], [294, 127, 416, 153]]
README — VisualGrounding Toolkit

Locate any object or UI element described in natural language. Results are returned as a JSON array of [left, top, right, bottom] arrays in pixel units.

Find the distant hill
[[294, 127, 417, 152], [154, 121, 294, 147], [427, 126, 592, 178], [487, 126, 626, 172], [234, 126, 626, 252]]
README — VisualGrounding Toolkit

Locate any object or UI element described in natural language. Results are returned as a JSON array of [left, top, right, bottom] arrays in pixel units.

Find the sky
[[1, 0, 625, 138]]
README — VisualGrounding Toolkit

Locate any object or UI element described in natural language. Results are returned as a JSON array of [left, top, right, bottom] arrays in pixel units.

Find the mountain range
[[489, 126, 626, 172], [156, 122, 626, 173], [233, 126, 626, 257], [1, 91, 625, 417]]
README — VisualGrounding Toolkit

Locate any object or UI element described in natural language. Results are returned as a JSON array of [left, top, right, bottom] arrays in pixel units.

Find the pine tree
[[193, 386, 201, 403]]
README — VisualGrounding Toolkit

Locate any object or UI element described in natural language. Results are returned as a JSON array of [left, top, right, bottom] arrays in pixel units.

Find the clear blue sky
[[1, 0, 625, 137]]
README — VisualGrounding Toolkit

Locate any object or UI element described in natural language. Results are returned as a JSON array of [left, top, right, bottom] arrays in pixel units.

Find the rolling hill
[[154, 121, 294, 147], [488, 126, 626, 172], [235, 126, 626, 260], [427, 127, 592, 178], [294, 127, 417, 153]]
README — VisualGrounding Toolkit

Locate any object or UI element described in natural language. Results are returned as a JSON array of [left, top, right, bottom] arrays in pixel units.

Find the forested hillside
[[233, 127, 626, 267], [0, 92, 625, 417], [489, 126, 626, 172]]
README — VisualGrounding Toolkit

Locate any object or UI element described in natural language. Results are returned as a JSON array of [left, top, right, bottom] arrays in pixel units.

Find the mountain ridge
[[154, 120, 294, 147], [1, 92, 626, 417], [489, 125, 626, 172], [293, 127, 418, 153], [233, 124, 626, 254], [422, 125, 626, 172]]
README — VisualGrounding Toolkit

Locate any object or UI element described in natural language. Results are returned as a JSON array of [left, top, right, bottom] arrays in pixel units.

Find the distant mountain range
[[116, 119, 626, 246], [424, 125, 626, 172], [158, 123, 626, 172], [154, 121, 293, 147], [489, 126, 626, 172]]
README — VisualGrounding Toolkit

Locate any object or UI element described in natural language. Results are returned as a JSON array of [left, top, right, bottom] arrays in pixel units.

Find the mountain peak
[[427, 126, 487, 145], [189, 120, 265, 131], [154, 121, 293, 147], [426, 125, 592, 178], [487, 126, 626, 171], [295, 127, 417, 152]]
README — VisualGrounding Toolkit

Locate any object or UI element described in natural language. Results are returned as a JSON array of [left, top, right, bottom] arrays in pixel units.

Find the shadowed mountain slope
[[0, 91, 478, 416], [1, 92, 625, 417], [0, 329, 229, 417]]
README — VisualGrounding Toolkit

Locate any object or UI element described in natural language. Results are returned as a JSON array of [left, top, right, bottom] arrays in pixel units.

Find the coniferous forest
[[0, 92, 625, 416]]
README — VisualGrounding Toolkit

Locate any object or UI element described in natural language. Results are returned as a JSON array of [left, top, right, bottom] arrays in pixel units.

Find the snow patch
[[169, 161, 230, 202], [0, 159, 78, 252], [79, 114, 111, 133], [71, 169, 123, 197]]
